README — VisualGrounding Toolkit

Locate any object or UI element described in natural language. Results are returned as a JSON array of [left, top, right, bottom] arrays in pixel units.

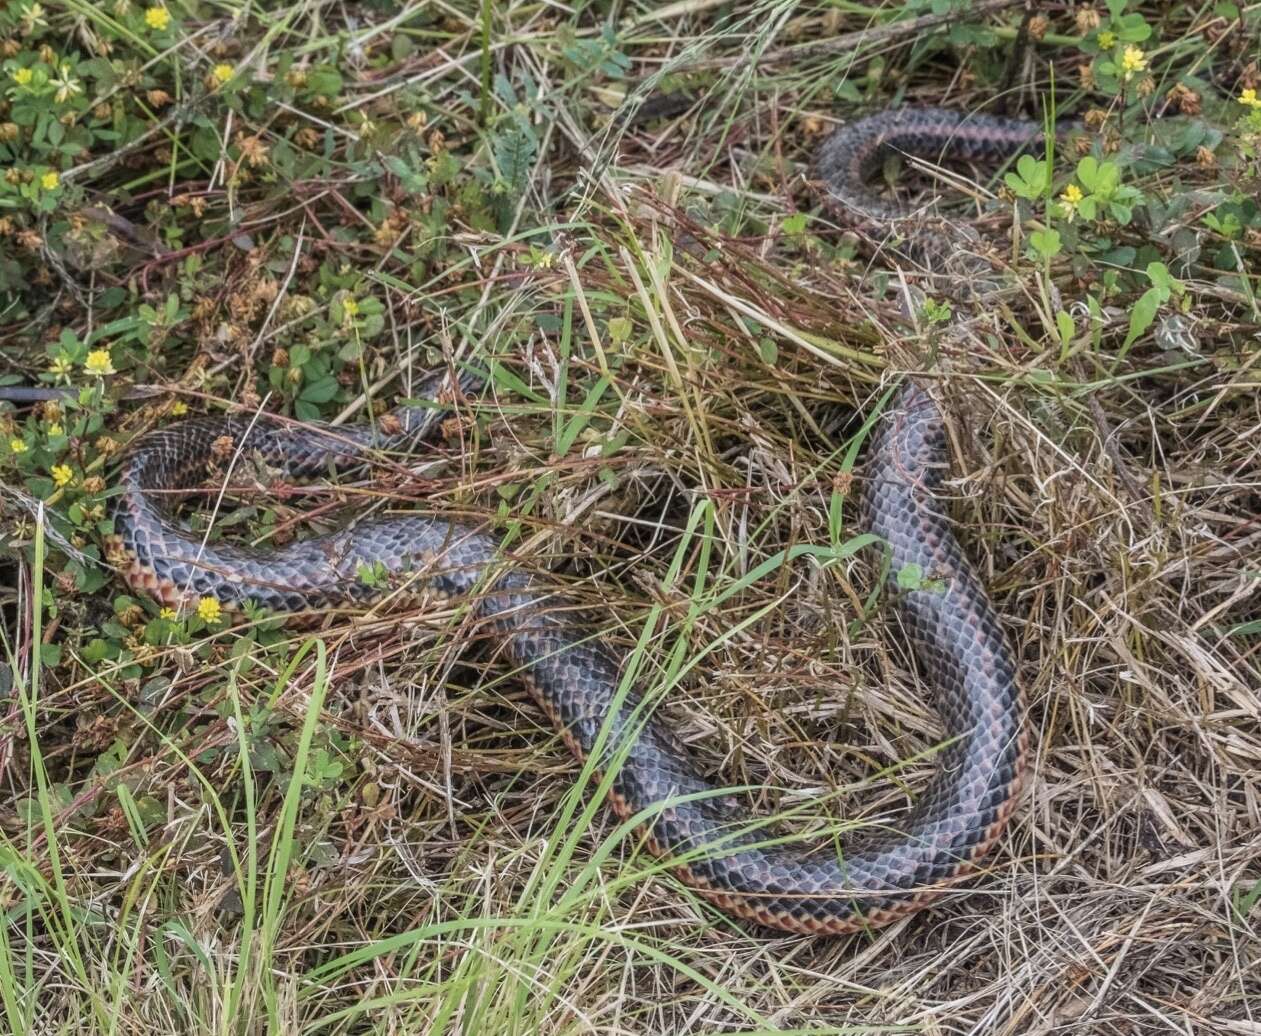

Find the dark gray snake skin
[[815, 106, 1044, 225], [111, 108, 1029, 934]]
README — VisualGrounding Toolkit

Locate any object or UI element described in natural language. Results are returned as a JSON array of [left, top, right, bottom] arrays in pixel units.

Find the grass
[[1, 0, 1260, 1033]]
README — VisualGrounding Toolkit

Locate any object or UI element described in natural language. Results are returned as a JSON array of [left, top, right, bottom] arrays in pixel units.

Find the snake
[[109, 106, 1030, 935], [814, 106, 1050, 227]]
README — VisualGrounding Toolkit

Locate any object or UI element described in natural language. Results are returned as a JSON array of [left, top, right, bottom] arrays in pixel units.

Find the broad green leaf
[[1076, 156, 1100, 190], [1109, 202, 1133, 224], [1056, 310, 1075, 345], [1121, 286, 1163, 353], [1145, 261, 1181, 297], [781, 212, 808, 235], [1029, 228, 1062, 259]]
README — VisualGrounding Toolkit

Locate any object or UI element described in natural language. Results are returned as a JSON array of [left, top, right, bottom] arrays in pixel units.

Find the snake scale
[[112, 107, 1031, 934]]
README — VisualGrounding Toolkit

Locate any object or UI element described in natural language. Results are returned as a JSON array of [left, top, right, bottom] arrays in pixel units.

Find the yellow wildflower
[[196, 597, 222, 623], [211, 64, 234, 86], [1059, 183, 1083, 221], [1097, 30, 1116, 50], [46, 422, 63, 436], [53, 65, 81, 104], [49, 354, 74, 377], [171, 400, 188, 416], [1120, 46, 1146, 80], [10, 438, 28, 454], [159, 607, 177, 620], [18, 2, 47, 33], [41, 170, 59, 190], [51, 464, 73, 487], [84, 349, 115, 376], [342, 297, 359, 317], [12, 68, 33, 87], [144, 5, 170, 30], [1241, 88, 1261, 109]]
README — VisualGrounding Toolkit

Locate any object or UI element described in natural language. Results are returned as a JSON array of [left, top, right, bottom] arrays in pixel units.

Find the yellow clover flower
[[1058, 183, 1084, 222], [41, 170, 59, 191], [196, 596, 222, 623], [159, 607, 177, 620], [1120, 46, 1146, 80], [51, 464, 73, 487], [10, 439, 28, 454], [53, 65, 81, 104], [84, 349, 115, 376], [171, 400, 188, 416], [18, 2, 47, 33], [1241, 88, 1261, 109], [144, 5, 170, 30], [211, 64, 234, 86], [12, 68, 33, 87]]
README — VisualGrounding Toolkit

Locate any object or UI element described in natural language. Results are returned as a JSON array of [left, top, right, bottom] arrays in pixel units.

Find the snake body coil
[[815, 106, 1044, 225], [112, 108, 1029, 934]]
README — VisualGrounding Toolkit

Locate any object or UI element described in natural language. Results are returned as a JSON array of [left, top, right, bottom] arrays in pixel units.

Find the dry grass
[[1, 1, 1260, 1034]]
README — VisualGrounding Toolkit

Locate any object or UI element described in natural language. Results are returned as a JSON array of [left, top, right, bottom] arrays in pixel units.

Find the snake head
[[388, 365, 485, 437]]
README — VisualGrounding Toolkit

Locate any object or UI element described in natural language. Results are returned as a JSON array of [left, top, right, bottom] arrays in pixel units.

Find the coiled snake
[[112, 107, 1031, 934]]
